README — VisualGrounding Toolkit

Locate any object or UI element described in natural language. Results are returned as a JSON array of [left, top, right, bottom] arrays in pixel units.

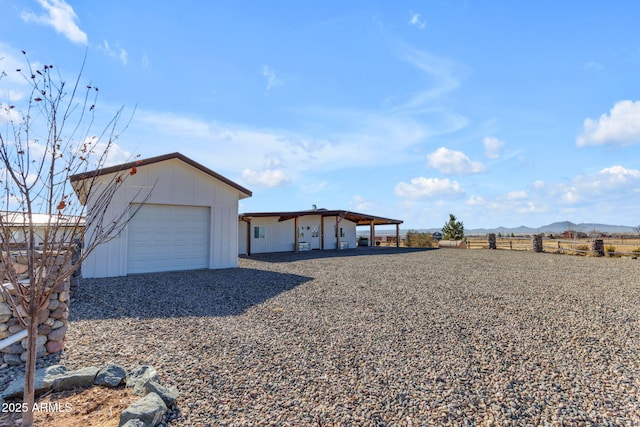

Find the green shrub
[[405, 230, 435, 248], [605, 245, 616, 256]]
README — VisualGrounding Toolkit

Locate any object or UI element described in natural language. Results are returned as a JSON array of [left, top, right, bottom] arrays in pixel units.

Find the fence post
[[531, 234, 543, 253], [487, 233, 496, 249], [590, 238, 604, 257]]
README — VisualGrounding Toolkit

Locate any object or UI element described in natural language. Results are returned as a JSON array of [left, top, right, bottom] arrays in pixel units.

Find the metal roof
[[69, 152, 252, 201], [240, 209, 403, 226], [1, 211, 85, 226]]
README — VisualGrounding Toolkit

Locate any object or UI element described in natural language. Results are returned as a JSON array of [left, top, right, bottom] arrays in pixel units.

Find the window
[[335, 227, 345, 238], [254, 226, 265, 239]]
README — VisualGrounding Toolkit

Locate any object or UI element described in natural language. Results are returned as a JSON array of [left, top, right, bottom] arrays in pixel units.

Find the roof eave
[[239, 209, 403, 226], [69, 152, 252, 199]]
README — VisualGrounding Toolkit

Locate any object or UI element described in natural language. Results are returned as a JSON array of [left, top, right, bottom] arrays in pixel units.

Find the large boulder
[[1, 365, 67, 400], [126, 365, 159, 396], [145, 380, 179, 406], [52, 366, 100, 391], [119, 392, 167, 427], [95, 363, 127, 387]]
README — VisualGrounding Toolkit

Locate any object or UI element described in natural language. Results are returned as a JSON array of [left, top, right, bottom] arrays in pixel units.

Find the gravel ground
[[6, 248, 640, 426]]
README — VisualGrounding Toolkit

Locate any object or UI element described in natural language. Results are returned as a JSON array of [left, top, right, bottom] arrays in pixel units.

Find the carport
[[238, 208, 403, 255]]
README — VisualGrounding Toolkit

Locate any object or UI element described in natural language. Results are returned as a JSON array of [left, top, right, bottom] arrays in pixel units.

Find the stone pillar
[[590, 238, 604, 257], [531, 234, 543, 253], [0, 253, 71, 366], [487, 233, 497, 249]]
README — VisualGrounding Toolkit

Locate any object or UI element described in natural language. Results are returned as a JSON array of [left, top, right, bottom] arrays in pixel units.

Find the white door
[[127, 204, 210, 274], [310, 224, 320, 249]]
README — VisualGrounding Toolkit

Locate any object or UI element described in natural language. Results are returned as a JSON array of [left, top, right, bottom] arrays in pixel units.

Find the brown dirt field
[[0, 386, 137, 427]]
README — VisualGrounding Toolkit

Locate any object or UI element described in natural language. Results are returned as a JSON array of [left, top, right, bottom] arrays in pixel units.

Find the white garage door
[[127, 204, 210, 274]]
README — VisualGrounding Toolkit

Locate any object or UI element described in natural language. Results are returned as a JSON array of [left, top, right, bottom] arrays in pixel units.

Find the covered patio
[[239, 208, 403, 255]]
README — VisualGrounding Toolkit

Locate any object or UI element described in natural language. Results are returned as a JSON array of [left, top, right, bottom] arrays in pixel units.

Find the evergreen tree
[[442, 213, 464, 240]]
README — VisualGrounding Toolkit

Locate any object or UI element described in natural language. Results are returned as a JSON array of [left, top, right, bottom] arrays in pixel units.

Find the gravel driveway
[[55, 248, 640, 425]]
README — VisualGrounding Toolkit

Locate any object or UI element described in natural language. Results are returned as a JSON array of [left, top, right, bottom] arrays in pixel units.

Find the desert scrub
[[575, 244, 589, 255], [405, 230, 436, 248], [605, 245, 616, 257]]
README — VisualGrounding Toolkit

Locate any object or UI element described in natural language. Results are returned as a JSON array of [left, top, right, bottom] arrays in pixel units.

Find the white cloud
[[132, 48, 471, 181], [21, 0, 87, 45], [129, 47, 470, 181], [506, 190, 527, 200], [2, 90, 25, 103], [350, 195, 374, 212], [556, 165, 640, 204], [120, 49, 128, 65], [97, 40, 128, 65], [599, 165, 640, 180], [561, 190, 579, 204], [394, 47, 464, 112], [395, 177, 463, 199], [100, 142, 133, 167], [0, 45, 32, 103], [533, 180, 545, 189], [0, 103, 22, 124], [301, 180, 329, 195], [409, 12, 426, 30], [466, 195, 486, 206], [516, 202, 538, 214], [263, 153, 287, 170], [133, 106, 448, 178], [426, 147, 485, 175], [262, 65, 283, 93], [483, 136, 504, 159], [70, 138, 132, 168], [485, 196, 542, 216], [242, 168, 291, 187], [577, 100, 640, 147]]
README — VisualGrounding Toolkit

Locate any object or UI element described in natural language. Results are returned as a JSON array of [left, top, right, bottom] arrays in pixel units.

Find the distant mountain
[[362, 221, 637, 237], [467, 221, 636, 235], [467, 225, 536, 235]]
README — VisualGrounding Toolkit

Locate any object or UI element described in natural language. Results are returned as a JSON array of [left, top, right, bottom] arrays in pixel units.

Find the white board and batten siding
[[248, 217, 296, 254], [323, 217, 356, 250], [240, 215, 357, 254], [82, 157, 248, 278]]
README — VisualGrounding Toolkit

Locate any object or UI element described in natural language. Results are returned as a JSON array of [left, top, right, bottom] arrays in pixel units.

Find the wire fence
[[465, 236, 640, 257]]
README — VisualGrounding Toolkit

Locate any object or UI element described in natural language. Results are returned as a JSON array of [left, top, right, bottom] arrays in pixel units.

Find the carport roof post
[[69, 152, 252, 204]]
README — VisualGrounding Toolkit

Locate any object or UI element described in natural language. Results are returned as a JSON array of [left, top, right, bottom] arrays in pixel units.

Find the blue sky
[[1, 1, 640, 229]]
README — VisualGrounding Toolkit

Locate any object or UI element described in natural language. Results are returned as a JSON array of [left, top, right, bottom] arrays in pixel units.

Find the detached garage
[[70, 152, 252, 278]]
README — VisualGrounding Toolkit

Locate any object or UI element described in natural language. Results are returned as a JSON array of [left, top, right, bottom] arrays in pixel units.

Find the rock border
[[1, 363, 179, 427]]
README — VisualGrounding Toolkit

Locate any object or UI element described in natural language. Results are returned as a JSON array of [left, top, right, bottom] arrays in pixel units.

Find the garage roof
[[69, 152, 252, 202], [240, 209, 403, 226]]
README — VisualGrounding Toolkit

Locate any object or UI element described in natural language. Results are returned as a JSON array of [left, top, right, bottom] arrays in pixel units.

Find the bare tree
[[0, 51, 150, 426]]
